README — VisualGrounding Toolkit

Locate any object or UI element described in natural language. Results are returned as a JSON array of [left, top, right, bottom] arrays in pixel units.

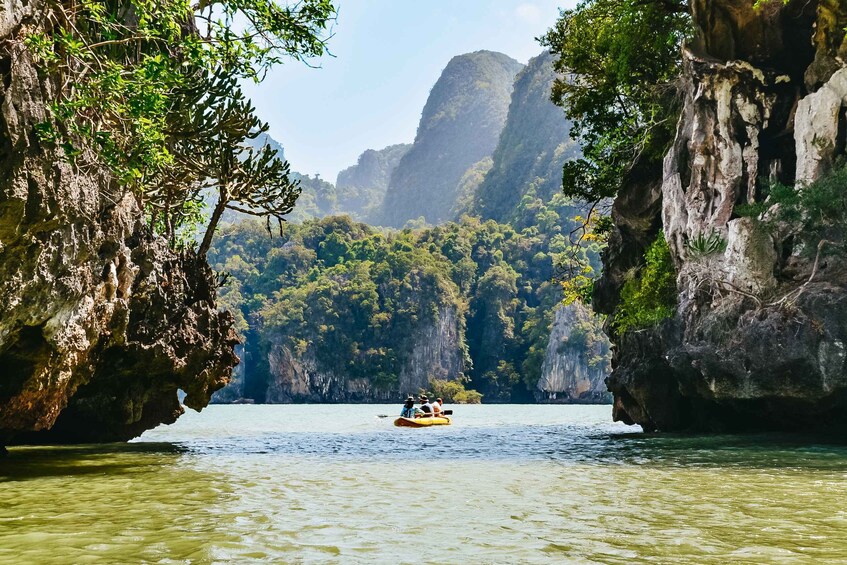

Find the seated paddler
[[418, 395, 434, 416], [400, 396, 422, 418]]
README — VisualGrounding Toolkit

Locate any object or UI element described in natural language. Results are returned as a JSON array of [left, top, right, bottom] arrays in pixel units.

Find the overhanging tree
[[25, 0, 336, 251], [195, 74, 300, 256], [541, 0, 690, 203]]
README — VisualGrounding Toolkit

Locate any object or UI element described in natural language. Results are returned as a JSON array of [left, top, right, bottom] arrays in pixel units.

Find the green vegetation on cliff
[[471, 51, 580, 221], [613, 233, 677, 334], [209, 193, 602, 402], [26, 0, 336, 251], [738, 163, 847, 259]]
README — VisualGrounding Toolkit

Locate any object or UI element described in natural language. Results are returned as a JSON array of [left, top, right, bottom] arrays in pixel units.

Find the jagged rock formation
[[378, 51, 524, 227], [536, 303, 611, 403], [265, 306, 465, 402], [336, 143, 411, 220], [0, 4, 237, 444], [599, 0, 847, 432], [471, 51, 579, 221], [211, 344, 247, 403]]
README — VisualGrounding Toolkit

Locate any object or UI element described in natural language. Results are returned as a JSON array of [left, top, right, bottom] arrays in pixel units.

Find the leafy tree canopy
[[209, 194, 606, 402], [541, 0, 690, 202], [26, 0, 336, 249], [613, 232, 677, 334]]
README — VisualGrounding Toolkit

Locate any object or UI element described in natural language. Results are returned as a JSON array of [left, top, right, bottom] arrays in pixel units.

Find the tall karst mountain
[[378, 50, 524, 227], [336, 143, 410, 220], [470, 51, 580, 222]]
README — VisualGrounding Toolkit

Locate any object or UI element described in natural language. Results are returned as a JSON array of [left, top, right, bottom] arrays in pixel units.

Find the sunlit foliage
[[25, 0, 336, 250], [541, 0, 690, 202]]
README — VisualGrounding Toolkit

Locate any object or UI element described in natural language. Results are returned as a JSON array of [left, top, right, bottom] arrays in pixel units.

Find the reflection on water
[[2, 405, 847, 563]]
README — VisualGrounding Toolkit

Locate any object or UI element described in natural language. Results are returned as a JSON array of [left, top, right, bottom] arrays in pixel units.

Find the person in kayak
[[418, 395, 434, 416], [431, 397, 443, 416], [400, 396, 422, 419], [435, 397, 445, 413]]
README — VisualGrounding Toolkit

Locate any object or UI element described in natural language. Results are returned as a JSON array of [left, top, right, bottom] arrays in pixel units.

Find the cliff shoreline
[[598, 0, 847, 433], [0, 2, 238, 446]]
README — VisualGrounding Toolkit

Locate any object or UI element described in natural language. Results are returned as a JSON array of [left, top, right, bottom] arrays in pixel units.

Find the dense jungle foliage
[[25, 0, 336, 251], [542, 0, 690, 204], [613, 233, 677, 334], [209, 191, 602, 402]]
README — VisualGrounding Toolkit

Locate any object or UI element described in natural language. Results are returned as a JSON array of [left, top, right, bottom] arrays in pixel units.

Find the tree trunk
[[198, 192, 227, 257]]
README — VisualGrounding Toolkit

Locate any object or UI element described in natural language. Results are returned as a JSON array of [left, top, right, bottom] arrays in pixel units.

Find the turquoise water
[[2, 405, 847, 563]]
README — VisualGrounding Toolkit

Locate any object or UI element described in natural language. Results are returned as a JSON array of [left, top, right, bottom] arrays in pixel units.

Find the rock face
[[378, 51, 523, 227], [471, 51, 579, 221], [265, 306, 466, 402], [600, 0, 847, 432], [336, 143, 411, 220], [211, 344, 246, 403], [536, 303, 611, 403], [0, 4, 238, 444]]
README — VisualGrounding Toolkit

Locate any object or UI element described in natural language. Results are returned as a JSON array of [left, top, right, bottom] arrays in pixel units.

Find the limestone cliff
[[471, 51, 579, 222], [599, 0, 847, 432], [0, 2, 238, 444], [265, 306, 466, 402], [536, 303, 611, 403]]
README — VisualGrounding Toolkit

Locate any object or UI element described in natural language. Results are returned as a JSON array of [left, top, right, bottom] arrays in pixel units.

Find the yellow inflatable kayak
[[394, 416, 452, 428]]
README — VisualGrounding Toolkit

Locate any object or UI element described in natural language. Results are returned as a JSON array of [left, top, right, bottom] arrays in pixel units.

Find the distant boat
[[394, 416, 452, 428]]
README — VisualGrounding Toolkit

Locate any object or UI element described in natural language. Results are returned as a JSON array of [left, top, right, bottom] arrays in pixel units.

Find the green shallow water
[[2, 405, 847, 563]]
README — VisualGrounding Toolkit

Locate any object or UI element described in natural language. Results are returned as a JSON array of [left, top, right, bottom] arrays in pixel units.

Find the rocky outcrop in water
[[599, 0, 847, 432], [536, 303, 611, 403], [0, 3, 238, 444]]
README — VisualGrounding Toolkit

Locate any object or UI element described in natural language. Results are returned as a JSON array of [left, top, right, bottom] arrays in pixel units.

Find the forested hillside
[[378, 51, 524, 227], [470, 52, 580, 221], [209, 48, 612, 405], [336, 144, 411, 221], [209, 191, 608, 403]]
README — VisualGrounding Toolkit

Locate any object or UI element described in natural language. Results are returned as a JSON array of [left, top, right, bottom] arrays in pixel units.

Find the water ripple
[[2, 405, 847, 563]]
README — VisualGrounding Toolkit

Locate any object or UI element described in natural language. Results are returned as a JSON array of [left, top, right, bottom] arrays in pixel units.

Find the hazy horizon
[[242, 0, 575, 182]]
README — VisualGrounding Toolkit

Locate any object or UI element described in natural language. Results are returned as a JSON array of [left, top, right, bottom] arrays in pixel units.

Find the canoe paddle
[[378, 410, 453, 418]]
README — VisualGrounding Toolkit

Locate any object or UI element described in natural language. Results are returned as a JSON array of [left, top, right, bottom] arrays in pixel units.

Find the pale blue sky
[[242, 0, 575, 181]]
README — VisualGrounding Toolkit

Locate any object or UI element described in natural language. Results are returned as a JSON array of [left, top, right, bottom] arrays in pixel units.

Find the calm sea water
[[2, 405, 847, 563]]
